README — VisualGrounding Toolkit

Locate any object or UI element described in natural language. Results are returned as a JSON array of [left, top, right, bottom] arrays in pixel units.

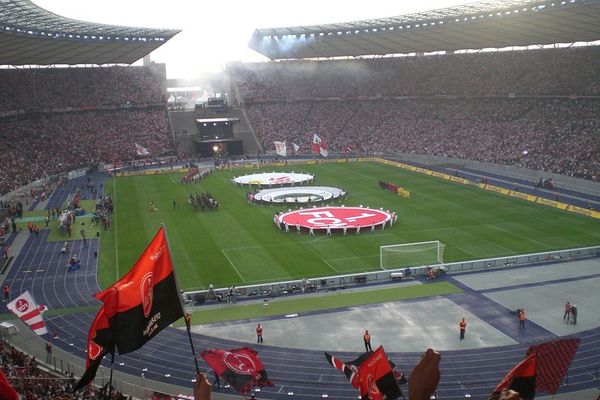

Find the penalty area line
[[221, 249, 246, 282], [487, 224, 552, 249]]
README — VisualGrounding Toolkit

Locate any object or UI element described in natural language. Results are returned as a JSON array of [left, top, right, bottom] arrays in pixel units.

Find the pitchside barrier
[[185, 245, 600, 305], [373, 157, 600, 220]]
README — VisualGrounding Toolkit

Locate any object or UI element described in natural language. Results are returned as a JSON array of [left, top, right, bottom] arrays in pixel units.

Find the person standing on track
[[518, 309, 526, 330], [2, 283, 9, 302], [363, 330, 373, 352], [256, 323, 263, 343], [459, 318, 467, 340]]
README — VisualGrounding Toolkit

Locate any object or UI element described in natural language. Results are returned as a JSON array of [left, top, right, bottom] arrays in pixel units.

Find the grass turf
[[176, 281, 461, 325], [97, 161, 600, 291]]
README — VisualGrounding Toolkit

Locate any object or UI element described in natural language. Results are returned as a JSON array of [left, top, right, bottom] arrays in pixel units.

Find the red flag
[[73, 305, 115, 391], [94, 226, 184, 355], [74, 227, 184, 392], [527, 338, 580, 394], [201, 347, 273, 394], [493, 353, 536, 400], [325, 351, 370, 389], [325, 347, 401, 400], [0, 369, 19, 400]]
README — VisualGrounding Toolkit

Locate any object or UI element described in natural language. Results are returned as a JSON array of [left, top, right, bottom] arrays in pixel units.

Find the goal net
[[380, 240, 445, 270]]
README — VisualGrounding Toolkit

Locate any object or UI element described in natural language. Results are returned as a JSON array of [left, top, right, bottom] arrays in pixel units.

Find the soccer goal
[[380, 240, 445, 270]]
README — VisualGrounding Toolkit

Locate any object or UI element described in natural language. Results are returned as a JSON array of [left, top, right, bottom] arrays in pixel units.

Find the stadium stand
[[2, 0, 600, 399], [0, 66, 167, 112], [0, 107, 174, 196], [232, 47, 600, 182], [233, 47, 600, 99]]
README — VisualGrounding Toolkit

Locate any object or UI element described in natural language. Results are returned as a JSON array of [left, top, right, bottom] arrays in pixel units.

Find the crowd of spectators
[[232, 47, 600, 182], [0, 66, 166, 113], [245, 98, 600, 181], [232, 46, 600, 99], [0, 340, 129, 399], [0, 107, 174, 196]]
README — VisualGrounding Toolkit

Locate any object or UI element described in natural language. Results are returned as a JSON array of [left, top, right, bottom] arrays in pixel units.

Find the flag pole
[[161, 223, 201, 375], [106, 352, 115, 400]]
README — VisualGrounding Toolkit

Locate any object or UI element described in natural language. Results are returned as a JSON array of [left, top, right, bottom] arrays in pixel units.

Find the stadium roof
[[0, 0, 180, 65], [249, 0, 600, 60]]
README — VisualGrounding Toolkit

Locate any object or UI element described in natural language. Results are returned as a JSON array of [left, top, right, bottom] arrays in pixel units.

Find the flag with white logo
[[201, 348, 273, 394], [74, 227, 184, 391], [6, 291, 48, 336], [311, 134, 328, 157]]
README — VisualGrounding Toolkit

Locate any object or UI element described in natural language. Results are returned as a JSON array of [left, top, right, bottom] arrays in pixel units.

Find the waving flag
[[274, 141, 287, 157], [73, 305, 115, 391], [135, 143, 150, 156], [492, 353, 536, 400], [293, 143, 300, 154], [201, 348, 273, 394], [6, 291, 47, 336], [325, 351, 368, 388], [74, 227, 184, 391], [325, 347, 401, 400], [312, 134, 328, 157], [527, 338, 580, 395]]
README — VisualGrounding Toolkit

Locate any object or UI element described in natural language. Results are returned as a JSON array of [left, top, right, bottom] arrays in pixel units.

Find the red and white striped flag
[[312, 134, 328, 157], [7, 291, 48, 336]]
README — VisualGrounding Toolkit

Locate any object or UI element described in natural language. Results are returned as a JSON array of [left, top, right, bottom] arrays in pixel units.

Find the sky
[[31, 0, 476, 79]]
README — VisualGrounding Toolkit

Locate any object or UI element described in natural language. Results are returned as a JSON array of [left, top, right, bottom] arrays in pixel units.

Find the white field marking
[[323, 259, 342, 273], [452, 245, 477, 258], [221, 249, 246, 282], [487, 224, 552, 249], [219, 225, 479, 253], [242, 276, 294, 285], [168, 174, 178, 184], [113, 177, 119, 279], [324, 254, 379, 263], [221, 242, 297, 252]]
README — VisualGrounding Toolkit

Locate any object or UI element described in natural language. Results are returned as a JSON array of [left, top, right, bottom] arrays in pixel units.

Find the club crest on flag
[[14, 298, 30, 313], [274, 141, 287, 157], [88, 340, 103, 361], [367, 374, 383, 400], [223, 351, 258, 376], [201, 347, 273, 394], [7, 290, 48, 336], [141, 272, 154, 318]]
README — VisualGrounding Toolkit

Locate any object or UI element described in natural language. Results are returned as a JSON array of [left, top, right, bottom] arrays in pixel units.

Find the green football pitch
[[97, 161, 600, 291]]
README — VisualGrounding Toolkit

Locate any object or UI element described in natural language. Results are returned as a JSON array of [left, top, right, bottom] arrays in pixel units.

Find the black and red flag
[[73, 304, 115, 391], [492, 353, 536, 400], [527, 338, 580, 395], [200, 347, 273, 394], [325, 346, 401, 400], [74, 227, 184, 391]]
